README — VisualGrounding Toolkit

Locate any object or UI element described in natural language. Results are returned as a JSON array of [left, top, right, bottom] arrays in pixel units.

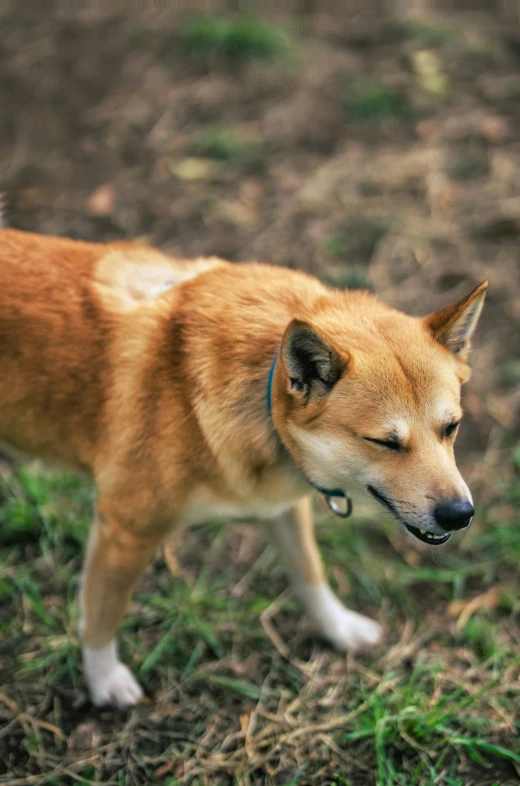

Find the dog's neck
[[265, 349, 350, 508]]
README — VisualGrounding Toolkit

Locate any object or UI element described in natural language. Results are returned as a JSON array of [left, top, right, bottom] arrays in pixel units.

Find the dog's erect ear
[[424, 281, 488, 362], [281, 319, 347, 399]]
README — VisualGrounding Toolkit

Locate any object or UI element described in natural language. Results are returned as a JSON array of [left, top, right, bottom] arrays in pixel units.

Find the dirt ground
[[0, 6, 519, 786]]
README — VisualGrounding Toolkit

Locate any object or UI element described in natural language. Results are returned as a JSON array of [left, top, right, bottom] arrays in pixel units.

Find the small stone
[[480, 115, 509, 143], [86, 184, 116, 215], [68, 721, 102, 752], [171, 157, 219, 181]]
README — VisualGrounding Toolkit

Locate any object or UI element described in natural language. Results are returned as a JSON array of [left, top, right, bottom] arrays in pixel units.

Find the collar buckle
[[325, 492, 353, 519]]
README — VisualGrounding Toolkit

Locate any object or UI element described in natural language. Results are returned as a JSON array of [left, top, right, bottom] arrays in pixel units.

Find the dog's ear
[[424, 281, 488, 363], [281, 319, 347, 400]]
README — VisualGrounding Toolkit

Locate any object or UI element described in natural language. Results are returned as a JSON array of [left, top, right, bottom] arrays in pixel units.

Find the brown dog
[[0, 228, 486, 706]]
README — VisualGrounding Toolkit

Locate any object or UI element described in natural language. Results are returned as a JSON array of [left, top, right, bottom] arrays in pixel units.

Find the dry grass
[[0, 461, 519, 784]]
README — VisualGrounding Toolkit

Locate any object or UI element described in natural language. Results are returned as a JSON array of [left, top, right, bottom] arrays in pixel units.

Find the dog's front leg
[[79, 504, 162, 707], [267, 497, 382, 652]]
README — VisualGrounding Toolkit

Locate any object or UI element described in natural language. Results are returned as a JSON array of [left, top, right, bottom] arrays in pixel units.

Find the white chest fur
[[182, 489, 298, 526], [181, 455, 311, 526]]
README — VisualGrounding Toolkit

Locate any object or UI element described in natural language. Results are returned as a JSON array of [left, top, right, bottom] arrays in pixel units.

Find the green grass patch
[[326, 214, 393, 263], [190, 126, 265, 171], [0, 466, 93, 547], [392, 18, 454, 48], [340, 662, 520, 783], [322, 265, 375, 292], [498, 357, 520, 388], [347, 75, 408, 121], [175, 15, 291, 66]]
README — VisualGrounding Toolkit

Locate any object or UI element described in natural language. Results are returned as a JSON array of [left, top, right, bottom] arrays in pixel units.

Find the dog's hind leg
[[79, 504, 164, 707], [267, 497, 382, 652]]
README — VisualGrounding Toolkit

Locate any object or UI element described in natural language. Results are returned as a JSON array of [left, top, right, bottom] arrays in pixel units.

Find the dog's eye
[[443, 420, 460, 439], [363, 437, 401, 451]]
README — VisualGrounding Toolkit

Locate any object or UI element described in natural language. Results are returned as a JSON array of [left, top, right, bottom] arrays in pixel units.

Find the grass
[[173, 15, 291, 67], [392, 19, 455, 48], [499, 357, 520, 388], [190, 126, 266, 172], [347, 75, 408, 121], [0, 450, 519, 784], [322, 265, 375, 292], [326, 215, 393, 264]]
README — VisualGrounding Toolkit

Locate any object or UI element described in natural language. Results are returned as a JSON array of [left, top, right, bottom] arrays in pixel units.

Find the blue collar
[[266, 350, 279, 419], [266, 350, 349, 503]]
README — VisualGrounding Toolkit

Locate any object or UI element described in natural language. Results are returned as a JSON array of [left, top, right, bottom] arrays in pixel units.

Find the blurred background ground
[[0, 4, 519, 785]]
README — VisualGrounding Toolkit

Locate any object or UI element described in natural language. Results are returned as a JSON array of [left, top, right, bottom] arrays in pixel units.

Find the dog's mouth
[[403, 524, 451, 545], [367, 485, 451, 546]]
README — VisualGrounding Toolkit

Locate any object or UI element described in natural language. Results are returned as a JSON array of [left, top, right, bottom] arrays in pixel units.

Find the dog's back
[[0, 229, 227, 472], [0, 229, 111, 469]]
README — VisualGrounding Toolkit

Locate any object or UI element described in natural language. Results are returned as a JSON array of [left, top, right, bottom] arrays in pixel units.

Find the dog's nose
[[434, 499, 474, 531]]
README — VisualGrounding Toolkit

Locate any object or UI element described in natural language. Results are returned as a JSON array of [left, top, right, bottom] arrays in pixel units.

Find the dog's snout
[[434, 499, 474, 531]]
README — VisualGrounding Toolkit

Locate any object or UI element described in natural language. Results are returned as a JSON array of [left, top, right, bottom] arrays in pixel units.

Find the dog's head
[[273, 282, 488, 545]]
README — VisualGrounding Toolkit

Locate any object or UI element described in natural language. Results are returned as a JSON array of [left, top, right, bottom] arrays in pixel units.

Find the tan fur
[[0, 228, 487, 706]]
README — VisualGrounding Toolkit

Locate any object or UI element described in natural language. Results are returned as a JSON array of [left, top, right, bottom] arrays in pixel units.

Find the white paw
[[83, 641, 144, 708], [294, 581, 383, 653], [88, 661, 144, 707], [321, 607, 383, 652]]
